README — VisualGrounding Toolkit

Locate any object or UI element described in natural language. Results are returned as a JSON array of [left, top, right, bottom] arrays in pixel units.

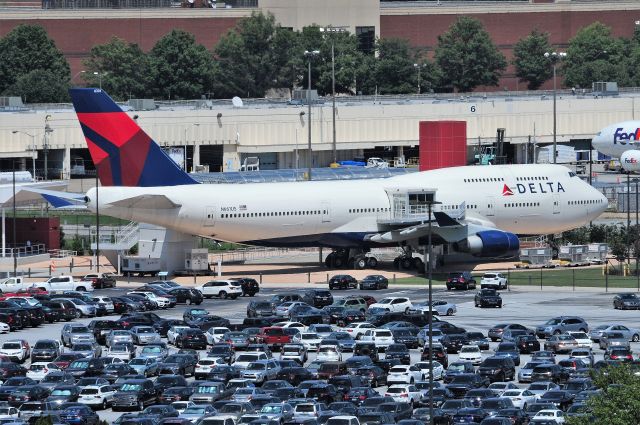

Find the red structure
[[6, 217, 60, 250], [419, 121, 467, 171]]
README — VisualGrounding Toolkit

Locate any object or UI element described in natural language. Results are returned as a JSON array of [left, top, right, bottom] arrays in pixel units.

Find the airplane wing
[[107, 194, 181, 209]]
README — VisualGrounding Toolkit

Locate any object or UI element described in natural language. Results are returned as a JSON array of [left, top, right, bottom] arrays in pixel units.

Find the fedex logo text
[[625, 157, 638, 164], [613, 128, 640, 145]]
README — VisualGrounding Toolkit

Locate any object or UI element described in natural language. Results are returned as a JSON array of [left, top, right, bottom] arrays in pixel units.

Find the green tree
[[512, 29, 553, 90], [372, 38, 422, 95], [0, 24, 70, 101], [83, 37, 153, 100], [3, 69, 69, 103], [567, 364, 640, 425], [149, 30, 215, 100], [563, 22, 630, 89], [434, 17, 506, 92], [34, 416, 53, 425], [214, 12, 302, 98]]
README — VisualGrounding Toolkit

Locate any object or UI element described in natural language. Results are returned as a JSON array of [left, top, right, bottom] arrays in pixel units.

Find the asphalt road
[[3, 284, 640, 422]]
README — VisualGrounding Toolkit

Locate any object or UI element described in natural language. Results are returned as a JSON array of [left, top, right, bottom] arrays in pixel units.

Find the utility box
[[558, 245, 589, 264], [128, 99, 157, 111], [121, 257, 161, 277], [587, 243, 608, 262], [520, 247, 552, 265], [185, 248, 209, 271]]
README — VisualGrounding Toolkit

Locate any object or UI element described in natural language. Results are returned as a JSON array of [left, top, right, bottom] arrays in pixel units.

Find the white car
[[171, 401, 196, 415], [316, 346, 342, 362], [78, 385, 116, 410], [0, 406, 18, 419], [106, 344, 135, 361], [274, 321, 308, 332], [195, 357, 227, 379], [500, 388, 538, 409], [384, 384, 422, 404], [196, 280, 243, 299], [128, 291, 170, 308], [0, 322, 9, 334], [359, 329, 395, 350], [0, 340, 30, 363], [528, 382, 560, 397], [480, 273, 508, 289], [168, 326, 192, 345], [409, 301, 457, 316], [343, 322, 376, 338], [205, 327, 231, 345], [292, 332, 322, 351], [26, 362, 60, 381], [387, 365, 423, 385], [458, 345, 483, 365], [369, 297, 412, 313], [233, 353, 269, 369], [567, 331, 593, 349], [91, 296, 115, 313], [414, 361, 444, 381], [533, 409, 565, 423]]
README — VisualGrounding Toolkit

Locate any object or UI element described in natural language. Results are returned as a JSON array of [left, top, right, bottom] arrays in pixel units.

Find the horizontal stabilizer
[[434, 211, 462, 227], [20, 187, 86, 209], [108, 194, 181, 209]]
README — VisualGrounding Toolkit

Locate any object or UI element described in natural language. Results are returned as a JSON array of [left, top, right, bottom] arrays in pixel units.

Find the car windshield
[[80, 388, 99, 395], [51, 389, 72, 396], [120, 383, 142, 391], [377, 299, 392, 304], [184, 407, 207, 414], [385, 387, 406, 394], [460, 347, 478, 353], [545, 319, 561, 325], [483, 274, 497, 278], [261, 405, 282, 414], [248, 363, 266, 370], [136, 328, 154, 334], [196, 386, 219, 394], [34, 341, 56, 349], [70, 360, 90, 368], [142, 346, 162, 353], [1, 343, 20, 349]]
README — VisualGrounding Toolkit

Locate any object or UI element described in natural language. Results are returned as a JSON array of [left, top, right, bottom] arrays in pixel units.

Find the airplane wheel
[[413, 257, 424, 271], [333, 256, 345, 268], [393, 258, 400, 269], [355, 257, 368, 270], [325, 253, 334, 267], [367, 257, 378, 268], [401, 257, 413, 270]]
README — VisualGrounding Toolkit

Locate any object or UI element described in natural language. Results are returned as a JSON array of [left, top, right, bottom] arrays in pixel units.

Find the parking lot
[[1, 281, 639, 424]]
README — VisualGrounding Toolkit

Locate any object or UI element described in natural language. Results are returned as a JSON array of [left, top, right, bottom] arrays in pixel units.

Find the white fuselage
[[592, 120, 640, 158], [87, 164, 606, 247]]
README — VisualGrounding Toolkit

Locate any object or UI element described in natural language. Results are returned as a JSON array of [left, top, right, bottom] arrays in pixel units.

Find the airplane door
[[485, 196, 496, 217], [321, 201, 331, 223], [203, 206, 217, 227], [553, 195, 560, 214]]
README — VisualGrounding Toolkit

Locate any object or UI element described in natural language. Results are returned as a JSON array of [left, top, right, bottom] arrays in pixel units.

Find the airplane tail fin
[[69, 88, 198, 187]]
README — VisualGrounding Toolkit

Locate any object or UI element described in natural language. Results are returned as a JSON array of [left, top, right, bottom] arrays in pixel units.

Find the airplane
[[36, 88, 608, 270], [592, 120, 640, 172]]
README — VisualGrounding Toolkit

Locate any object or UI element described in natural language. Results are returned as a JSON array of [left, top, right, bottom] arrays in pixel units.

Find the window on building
[[356, 26, 375, 54]]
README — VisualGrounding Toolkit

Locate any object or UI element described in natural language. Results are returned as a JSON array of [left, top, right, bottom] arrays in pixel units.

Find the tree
[[0, 24, 70, 101], [434, 17, 506, 92], [512, 30, 553, 90], [563, 22, 630, 89], [34, 416, 53, 425], [567, 364, 640, 425], [3, 69, 70, 103], [214, 12, 303, 98], [372, 38, 422, 95], [83, 37, 153, 100], [149, 30, 215, 100]]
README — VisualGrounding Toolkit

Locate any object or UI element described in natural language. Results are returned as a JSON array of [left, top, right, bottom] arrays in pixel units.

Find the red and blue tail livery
[[69, 88, 198, 187]]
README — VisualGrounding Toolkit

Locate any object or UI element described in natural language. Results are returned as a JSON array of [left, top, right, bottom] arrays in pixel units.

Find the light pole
[[304, 50, 320, 181], [544, 51, 566, 164], [93, 72, 106, 90], [320, 26, 347, 165], [183, 124, 200, 172], [414, 63, 423, 94], [11, 130, 37, 178], [71, 70, 86, 86], [424, 195, 440, 425], [43, 116, 53, 180]]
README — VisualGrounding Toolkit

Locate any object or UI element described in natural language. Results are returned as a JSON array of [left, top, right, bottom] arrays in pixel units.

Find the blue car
[[495, 342, 521, 366], [60, 405, 100, 425]]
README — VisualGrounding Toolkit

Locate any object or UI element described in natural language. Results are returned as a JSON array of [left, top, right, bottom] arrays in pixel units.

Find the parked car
[[474, 289, 503, 308], [446, 272, 476, 290], [613, 293, 640, 310], [329, 275, 358, 290], [480, 273, 508, 289], [368, 298, 412, 313], [168, 288, 203, 305], [359, 275, 389, 290], [536, 316, 589, 338], [196, 280, 243, 299]]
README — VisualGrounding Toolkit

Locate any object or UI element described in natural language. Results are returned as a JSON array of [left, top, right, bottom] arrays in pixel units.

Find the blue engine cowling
[[455, 230, 520, 258]]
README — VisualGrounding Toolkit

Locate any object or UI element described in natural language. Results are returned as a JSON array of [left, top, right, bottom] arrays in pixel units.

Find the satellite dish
[[232, 96, 244, 108]]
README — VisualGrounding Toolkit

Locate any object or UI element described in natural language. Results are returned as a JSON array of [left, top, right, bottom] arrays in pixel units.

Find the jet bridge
[[382, 187, 438, 224]]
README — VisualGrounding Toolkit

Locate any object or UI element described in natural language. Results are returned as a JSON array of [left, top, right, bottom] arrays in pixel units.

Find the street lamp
[[43, 116, 53, 181], [320, 26, 348, 165], [93, 72, 106, 90], [544, 51, 566, 164], [11, 130, 37, 178], [304, 50, 320, 181], [72, 70, 86, 85], [413, 63, 425, 94]]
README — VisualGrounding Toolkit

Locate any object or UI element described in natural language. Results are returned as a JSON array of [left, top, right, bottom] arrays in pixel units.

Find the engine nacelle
[[621, 150, 640, 172], [454, 230, 519, 258]]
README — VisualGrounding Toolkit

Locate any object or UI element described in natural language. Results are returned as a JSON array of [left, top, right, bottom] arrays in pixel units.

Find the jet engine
[[453, 230, 519, 258], [620, 150, 640, 172]]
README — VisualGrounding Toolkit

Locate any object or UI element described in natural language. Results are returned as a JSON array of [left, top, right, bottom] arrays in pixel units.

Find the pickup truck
[[32, 276, 93, 292], [82, 273, 116, 289], [0, 277, 26, 293], [255, 327, 292, 350]]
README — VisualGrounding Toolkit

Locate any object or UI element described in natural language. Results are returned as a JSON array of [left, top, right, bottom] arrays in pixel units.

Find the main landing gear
[[325, 248, 379, 270], [392, 246, 424, 271]]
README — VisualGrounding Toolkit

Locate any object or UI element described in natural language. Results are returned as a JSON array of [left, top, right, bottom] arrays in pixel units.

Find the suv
[[83, 273, 117, 289], [196, 280, 243, 299], [477, 357, 516, 382], [446, 272, 476, 290], [474, 289, 503, 308], [230, 278, 260, 297], [112, 378, 158, 411], [302, 290, 334, 308], [536, 316, 589, 338], [332, 298, 368, 312], [329, 275, 358, 290], [247, 301, 277, 317], [479, 273, 508, 289]]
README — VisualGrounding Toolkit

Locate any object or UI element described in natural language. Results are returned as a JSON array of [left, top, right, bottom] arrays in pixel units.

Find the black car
[[306, 384, 341, 404], [421, 344, 449, 368], [334, 309, 366, 326], [328, 275, 358, 290], [474, 289, 503, 308], [538, 390, 575, 410], [88, 320, 123, 344], [359, 275, 389, 290], [531, 364, 570, 384], [154, 375, 189, 394], [444, 362, 476, 383], [189, 316, 231, 331], [465, 332, 490, 351], [247, 301, 277, 318], [159, 386, 195, 403], [0, 310, 23, 330], [111, 297, 143, 313], [276, 366, 314, 386], [8, 385, 50, 407], [515, 334, 541, 354], [441, 334, 469, 354], [451, 408, 487, 424], [385, 344, 411, 364], [392, 329, 419, 349], [31, 339, 62, 362], [302, 290, 334, 308], [0, 363, 27, 380], [59, 404, 100, 425], [168, 288, 203, 305], [446, 374, 490, 398], [355, 365, 386, 387], [613, 293, 640, 310], [112, 379, 159, 411], [231, 278, 260, 297], [477, 357, 516, 383], [158, 354, 197, 376], [446, 272, 476, 290], [377, 402, 412, 421]]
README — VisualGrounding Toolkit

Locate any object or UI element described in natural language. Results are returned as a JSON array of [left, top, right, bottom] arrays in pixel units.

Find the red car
[[255, 327, 291, 350]]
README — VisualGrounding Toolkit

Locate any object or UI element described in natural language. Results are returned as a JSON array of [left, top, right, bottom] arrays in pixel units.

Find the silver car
[[70, 342, 102, 358], [106, 330, 135, 348], [64, 298, 96, 318], [409, 300, 457, 316], [60, 324, 95, 347], [590, 324, 640, 343], [240, 360, 280, 384], [130, 326, 161, 345]]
